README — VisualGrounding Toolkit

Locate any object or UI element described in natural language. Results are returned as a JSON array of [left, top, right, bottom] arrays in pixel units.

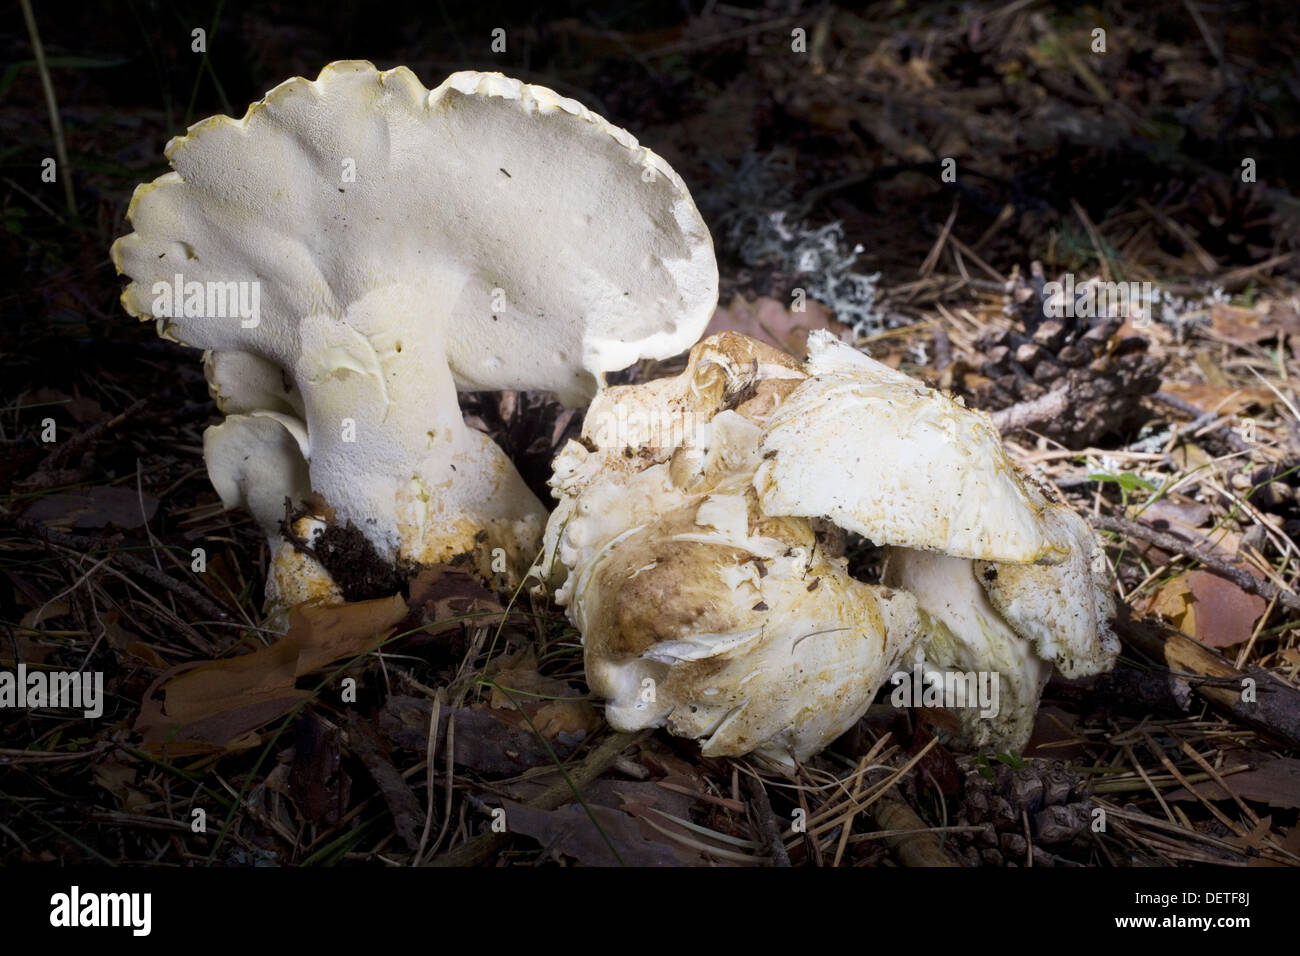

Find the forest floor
[[2, 1, 1298, 866]]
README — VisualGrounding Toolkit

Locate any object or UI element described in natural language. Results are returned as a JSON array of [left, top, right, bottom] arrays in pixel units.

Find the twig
[[1150, 391, 1252, 453], [869, 796, 962, 866], [29, 397, 150, 479], [1092, 513, 1300, 614], [1111, 610, 1300, 752], [990, 385, 1071, 434], [428, 730, 649, 867], [343, 713, 423, 851], [919, 201, 959, 277], [1070, 198, 1113, 281], [743, 772, 791, 867]]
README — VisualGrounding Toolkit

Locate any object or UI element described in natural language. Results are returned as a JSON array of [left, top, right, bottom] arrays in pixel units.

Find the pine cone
[[964, 266, 1163, 446], [956, 760, 1093, 866]]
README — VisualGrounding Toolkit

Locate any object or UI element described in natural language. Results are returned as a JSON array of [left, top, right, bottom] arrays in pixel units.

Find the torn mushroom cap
[[112, 61, 717, 582], [537, 331, 805, 596], [539, 333, 922, 767], [203, 413, 341, 610], [755, 330, 1067, 564]]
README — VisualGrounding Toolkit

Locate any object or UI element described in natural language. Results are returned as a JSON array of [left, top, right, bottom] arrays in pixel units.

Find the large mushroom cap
[[111, 62, 717, 405]]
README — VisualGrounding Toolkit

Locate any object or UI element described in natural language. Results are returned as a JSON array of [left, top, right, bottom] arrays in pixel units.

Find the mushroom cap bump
[[112, 62, 717, 600], [540, 330, 1119, 762], [204, 350, 304, 419]]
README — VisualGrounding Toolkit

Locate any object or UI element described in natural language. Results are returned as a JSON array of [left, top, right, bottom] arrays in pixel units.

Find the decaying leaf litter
[[3, 2, 1300, 866]]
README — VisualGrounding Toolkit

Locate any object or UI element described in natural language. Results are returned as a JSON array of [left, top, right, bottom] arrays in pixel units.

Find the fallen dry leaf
[[93, 756, 151, 812], [1127, 498, 1242, 566], [289, 710, 350, 826], [1210, 301, 1300, 345], [1138, 573, 1193, 623], [378, 695, 583, 776], [1025, 705, 1091, 762], [134, 594, 407, 756], [487, 649, 577, 706], [585, 778, 723, 857], [1137, 570, 1266, 648], [406, 566, 507, 636], [487, 648, 600, 740], [99, 609, 168, 668], [19, 600, 71, 629], [497, 800, 706, 866], [1160, 382, 1276, 415], [1130, 496, 1213, 530], [705, 295, 849, 355], [1185, 571, 1268, 647], [343, 712, 423, 851]]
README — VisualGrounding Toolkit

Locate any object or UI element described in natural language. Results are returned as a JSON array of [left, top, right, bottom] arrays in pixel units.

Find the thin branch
[[1092, 513, 1300, 613]]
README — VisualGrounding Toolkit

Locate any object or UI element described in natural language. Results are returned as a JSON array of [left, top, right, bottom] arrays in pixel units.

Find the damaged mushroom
[[535, 333, 925, 768], [112, 62, 716, 611], [535, 330, 1118, 767]]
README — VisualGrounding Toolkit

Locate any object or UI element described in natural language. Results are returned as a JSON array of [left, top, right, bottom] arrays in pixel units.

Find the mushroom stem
[[883, 547, 1052, 751], [297, 281, 546, 577]]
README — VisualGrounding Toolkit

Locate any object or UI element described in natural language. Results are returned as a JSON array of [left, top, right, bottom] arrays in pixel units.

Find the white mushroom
[[880, 548, 1051, 750], [112, 61, 716, 602], [538, 334, 920, 769], [538, 330, 1118, 763]]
